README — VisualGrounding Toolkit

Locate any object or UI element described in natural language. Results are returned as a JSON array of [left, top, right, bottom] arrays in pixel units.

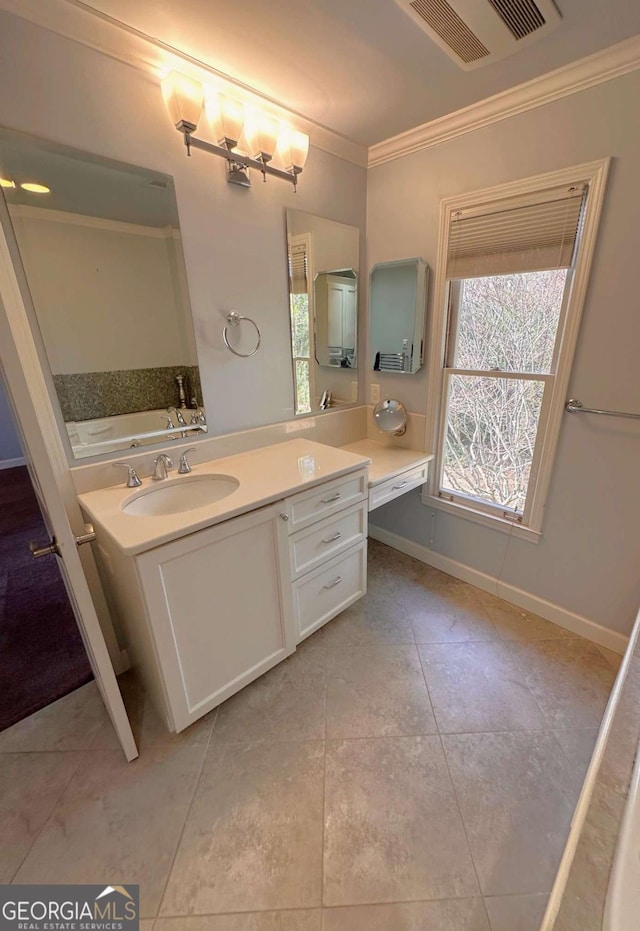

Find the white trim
[[368, 35, 640, 166], [9, 204, 174, 238], [368, 524, 629, 655], [423, 159, 610, 536], [0, 0, 368, 169], [421, 491, 541, 543], [0, 455, 25, 469]]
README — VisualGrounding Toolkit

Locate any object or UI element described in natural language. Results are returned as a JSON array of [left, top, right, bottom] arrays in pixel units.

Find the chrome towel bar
[[565, 398, 640, 421]]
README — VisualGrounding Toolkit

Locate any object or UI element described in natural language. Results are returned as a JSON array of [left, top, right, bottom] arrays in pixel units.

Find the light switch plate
[[370, 383, 380, 404]]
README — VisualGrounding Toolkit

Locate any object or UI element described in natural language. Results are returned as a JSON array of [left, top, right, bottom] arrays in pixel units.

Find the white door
[[0, 206, 137, 761]]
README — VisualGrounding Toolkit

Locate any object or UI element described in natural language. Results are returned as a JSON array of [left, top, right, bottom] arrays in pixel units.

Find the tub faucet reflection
[[167, 407, 187, 427]]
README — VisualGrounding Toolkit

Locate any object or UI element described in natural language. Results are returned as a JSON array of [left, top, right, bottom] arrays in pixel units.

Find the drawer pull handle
[[392, 481, 409, 489], [323, 576, 343, 590], [321, 532, 342, 544], [320, 493, 342, 504]]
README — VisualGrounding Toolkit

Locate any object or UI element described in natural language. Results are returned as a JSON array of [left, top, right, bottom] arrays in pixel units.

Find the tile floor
[[0, 540, 621, 930]]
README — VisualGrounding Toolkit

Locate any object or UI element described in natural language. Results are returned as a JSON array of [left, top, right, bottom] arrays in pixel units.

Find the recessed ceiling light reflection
[[21, 182, 51, 194], [0, 178, 16, 188]]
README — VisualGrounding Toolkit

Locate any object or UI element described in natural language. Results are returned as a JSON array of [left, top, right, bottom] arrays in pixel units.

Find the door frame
[[0, 199, 137, 761]]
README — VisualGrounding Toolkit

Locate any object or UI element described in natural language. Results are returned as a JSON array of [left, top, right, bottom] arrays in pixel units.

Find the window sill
[[420, 492, 542, 544]]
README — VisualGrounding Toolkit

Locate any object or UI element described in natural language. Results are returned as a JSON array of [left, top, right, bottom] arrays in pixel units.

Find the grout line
[[437, 733, 487, 905], [9, 748, 87, 883], [153, 705, 217, 920]]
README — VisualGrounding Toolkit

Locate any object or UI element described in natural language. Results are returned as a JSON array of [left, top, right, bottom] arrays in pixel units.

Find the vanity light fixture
[[161, 70, 309, 190]]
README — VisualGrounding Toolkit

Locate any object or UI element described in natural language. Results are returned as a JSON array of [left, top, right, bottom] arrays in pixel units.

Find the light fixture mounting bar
[[180, 129, 299, 187]]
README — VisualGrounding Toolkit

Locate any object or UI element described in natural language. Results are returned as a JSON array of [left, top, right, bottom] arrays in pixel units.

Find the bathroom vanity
[[79, 440, 370, 732]]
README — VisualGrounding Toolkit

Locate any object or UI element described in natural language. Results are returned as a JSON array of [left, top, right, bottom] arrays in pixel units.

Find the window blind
[[447, 185, 586, 279], [289, 243, 308, 294]]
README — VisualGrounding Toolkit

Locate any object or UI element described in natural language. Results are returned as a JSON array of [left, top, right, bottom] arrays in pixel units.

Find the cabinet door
[[136, 504, 294, 732]]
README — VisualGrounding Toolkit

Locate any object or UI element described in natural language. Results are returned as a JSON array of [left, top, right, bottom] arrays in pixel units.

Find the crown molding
[[368, 34, 640, 167], [0, 0, 368, 169]]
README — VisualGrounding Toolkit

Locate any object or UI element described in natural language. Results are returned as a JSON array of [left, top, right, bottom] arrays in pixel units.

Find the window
[[424, 161, 609, 538], [288, 235, 313, 414]]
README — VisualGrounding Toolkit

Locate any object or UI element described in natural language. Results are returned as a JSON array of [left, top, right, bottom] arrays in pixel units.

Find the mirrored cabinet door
[[370, 257, 429, 375]]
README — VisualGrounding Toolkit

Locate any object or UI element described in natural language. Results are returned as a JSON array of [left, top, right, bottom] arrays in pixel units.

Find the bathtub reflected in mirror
[[0, 128, 206, 461]]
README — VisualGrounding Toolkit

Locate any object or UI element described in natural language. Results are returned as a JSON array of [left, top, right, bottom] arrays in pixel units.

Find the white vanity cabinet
[[88, 451, 370, 734], [283, 470, 368, 642], [101, 503, 295, 733]]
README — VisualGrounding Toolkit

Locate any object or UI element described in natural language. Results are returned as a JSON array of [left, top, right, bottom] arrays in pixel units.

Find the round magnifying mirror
[[373, 398, 407, 436]]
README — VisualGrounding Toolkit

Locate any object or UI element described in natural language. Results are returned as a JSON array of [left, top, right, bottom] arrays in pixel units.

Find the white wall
[[10, 209, 195, 373], [0, 11, 367, 435], [367, 71, 640, 637]]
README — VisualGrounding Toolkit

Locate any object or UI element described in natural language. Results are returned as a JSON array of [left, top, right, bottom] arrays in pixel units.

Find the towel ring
[[222, 311, 261, 358]]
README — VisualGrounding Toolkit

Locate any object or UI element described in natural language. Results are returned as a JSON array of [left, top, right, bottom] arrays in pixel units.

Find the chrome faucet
[[190, 406, 207, 426], [167, 406, 187, 427], [152, 453, 173, 481], [113, 462, 142, 487], [178, 447, 197, 474]]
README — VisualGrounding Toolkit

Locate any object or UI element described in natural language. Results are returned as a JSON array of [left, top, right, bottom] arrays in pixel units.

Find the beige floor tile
[[0, 751, 84, 882], [596, 644, 623, 672], [598, 655, 640, 797], [318, 594, 414, 647], [322, 898, 490, 930], [483, 601, 574, 642], [323, 736, 479, 906], [325, 645, 436, 738], [140, 922, 156, 930], [0, 682, 108, 752], [404, 580, 499, 644], [419, 642, 547, 734], [161, 740, 324, 916], [91, 671, 217, 750], [484, 893, 549, 931], [14, 745, 204, 918], [553, 780, 625, 931], [443, 731, 578, 896], [507, 638, 616, 729], [552, 727, 599, 792], [155, 912, 321, 930], [215, 641, 326, 743]]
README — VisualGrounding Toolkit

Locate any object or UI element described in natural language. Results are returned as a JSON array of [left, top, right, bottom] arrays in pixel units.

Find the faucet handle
[[178, 447, 197, 474], [113, 462, 143, 488]]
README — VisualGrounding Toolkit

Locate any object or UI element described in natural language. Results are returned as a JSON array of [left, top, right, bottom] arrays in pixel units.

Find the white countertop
[[79, 439, 370, 556], [341, 439, 433, 486]]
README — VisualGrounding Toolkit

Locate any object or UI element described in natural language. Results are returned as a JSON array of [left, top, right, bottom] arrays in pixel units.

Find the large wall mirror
[[0, 128, 205, 460], [285, 209, 359, 415]]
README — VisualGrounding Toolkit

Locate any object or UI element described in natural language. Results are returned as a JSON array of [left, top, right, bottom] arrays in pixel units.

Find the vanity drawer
[[369, 462, 429, 511], [289, 501, 367, 580], [284, 469, 367, 531], [293, 542, 367, 642]]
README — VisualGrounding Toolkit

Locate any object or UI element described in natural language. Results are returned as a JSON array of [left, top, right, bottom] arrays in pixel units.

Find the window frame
[[421, 160, 610, 541]]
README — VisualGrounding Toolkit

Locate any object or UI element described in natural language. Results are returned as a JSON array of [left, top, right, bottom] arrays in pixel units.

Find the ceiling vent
[[396, 0, 561, 69]]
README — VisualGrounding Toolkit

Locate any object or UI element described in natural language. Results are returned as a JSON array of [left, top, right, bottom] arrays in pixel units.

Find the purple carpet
[[0, 465, 93, 731]]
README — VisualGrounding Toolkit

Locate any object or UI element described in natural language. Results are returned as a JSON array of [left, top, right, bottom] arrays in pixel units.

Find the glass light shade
[[206, 94, 245, 147], [0, 178, 15, 188], [244, 112, 279, 161], [161, 71, 203, 130], [20, 182, 50, 194], [277, 128, 309, 170]]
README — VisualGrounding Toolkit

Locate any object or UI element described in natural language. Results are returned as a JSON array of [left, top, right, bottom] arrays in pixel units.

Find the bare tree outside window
[[290, 293, 312, 414], [442, 270, 567, 512]]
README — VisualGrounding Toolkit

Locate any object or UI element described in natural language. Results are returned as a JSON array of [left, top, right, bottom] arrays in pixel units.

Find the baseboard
[[0, 456, 25, 470], [369, 525, 629, 655]]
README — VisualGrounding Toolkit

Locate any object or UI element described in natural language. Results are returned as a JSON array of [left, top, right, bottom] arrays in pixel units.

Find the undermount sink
[[122, 474, 240, 517]]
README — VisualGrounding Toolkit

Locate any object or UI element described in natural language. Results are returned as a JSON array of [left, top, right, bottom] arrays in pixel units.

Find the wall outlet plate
[[370, 383, 380, 404]]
